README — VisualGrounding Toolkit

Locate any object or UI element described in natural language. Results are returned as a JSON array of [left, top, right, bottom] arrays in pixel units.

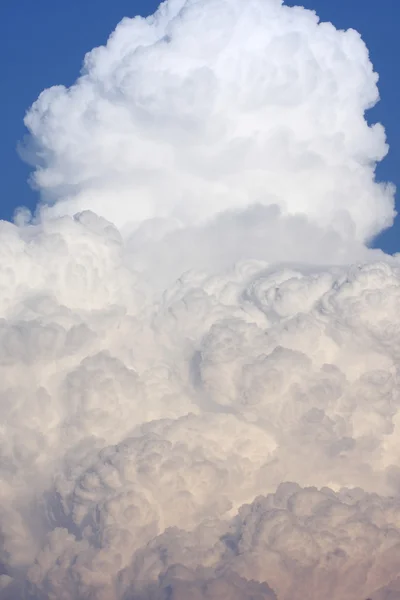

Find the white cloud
[[120, 484, 400, 600], [24, 0, 394, 242], [1, 0, 399, 598]]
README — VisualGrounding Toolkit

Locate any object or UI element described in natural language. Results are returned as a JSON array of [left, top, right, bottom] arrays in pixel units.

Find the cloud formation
[[25, 0, 394, 242], [1, 0, 399, 599]]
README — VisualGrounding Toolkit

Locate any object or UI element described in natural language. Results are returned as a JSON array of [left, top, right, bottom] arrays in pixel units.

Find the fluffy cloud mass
[[25, 0, 394, 241], [1, 0, 400, 599]]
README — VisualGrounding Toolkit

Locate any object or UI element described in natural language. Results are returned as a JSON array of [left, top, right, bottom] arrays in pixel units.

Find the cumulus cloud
[[120, 483, 400, 600], [24, 0, 394, 242], [1, 0, 400, 599]]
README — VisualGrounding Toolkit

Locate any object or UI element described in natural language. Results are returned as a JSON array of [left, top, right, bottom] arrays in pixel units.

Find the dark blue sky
[[1, 0, 398, 252]]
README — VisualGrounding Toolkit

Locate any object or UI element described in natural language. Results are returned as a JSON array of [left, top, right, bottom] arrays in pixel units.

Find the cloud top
[[24, 0, 394, 241]]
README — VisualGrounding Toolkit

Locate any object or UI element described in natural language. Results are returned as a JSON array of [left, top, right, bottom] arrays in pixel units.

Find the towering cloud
[[1, 0, 399, 599], [25, 0, 394, 242]]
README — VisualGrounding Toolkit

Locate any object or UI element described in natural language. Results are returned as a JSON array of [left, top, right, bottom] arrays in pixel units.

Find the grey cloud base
[[2, 0, 400, 598]]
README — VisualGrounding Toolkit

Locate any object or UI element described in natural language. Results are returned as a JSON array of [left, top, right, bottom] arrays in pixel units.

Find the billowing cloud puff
[[2, 214, 400, 598], [121, 484, 400, 600], [24, 0, 394, 242], [1, 0, 400, 599]]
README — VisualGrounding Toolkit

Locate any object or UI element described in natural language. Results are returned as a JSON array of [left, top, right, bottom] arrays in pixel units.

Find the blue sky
[[1, 0, 398, 252]]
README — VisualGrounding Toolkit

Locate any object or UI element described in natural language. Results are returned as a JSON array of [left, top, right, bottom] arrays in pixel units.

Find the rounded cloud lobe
[[25, 0, 394, 241], [2, 0, 400, 599]]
